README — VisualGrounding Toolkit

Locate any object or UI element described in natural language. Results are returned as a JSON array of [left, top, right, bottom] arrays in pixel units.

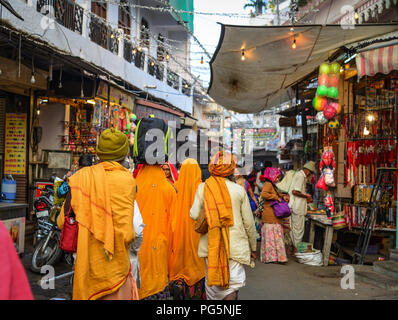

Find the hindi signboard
[[4, 113, 27, 175]]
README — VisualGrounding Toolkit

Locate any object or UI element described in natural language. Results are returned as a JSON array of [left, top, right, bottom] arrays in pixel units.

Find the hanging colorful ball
[[328, 119, 340, 129], [317, 85, 329, 96], [319, 63, 330, 74], [328, 74, 339, 87], [318, 74, 329, 86], [316, 111, 328, 124], [329, 102, 341, 114], [313, 96, 327, 111], [327, 87, 339, 99], [323, 104, 337, 119], [329, 62, 341, 74]]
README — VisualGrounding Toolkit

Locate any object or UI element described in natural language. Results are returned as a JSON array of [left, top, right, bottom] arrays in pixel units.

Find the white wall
[[5, 0, 192, 114], [37, 103, 66, 156]]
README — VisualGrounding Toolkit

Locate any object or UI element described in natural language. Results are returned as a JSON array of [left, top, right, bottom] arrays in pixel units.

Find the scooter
[[30, 177, 63, 273]]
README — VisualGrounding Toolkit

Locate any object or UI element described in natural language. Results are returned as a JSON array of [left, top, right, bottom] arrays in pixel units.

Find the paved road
[[240, 255, 398, 300], [21, 244, 398, 300]]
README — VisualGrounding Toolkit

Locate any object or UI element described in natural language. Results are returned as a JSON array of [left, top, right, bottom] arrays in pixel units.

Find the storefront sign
[[4, 114, 26, 175], [135, 101, 182, 129], [96, 81, 135, 111]]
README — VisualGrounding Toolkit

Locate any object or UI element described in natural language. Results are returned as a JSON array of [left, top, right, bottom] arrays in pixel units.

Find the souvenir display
[[62, 99, 134, 164]]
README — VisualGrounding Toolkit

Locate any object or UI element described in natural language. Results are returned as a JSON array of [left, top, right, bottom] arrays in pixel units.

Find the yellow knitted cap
[[96, 128, 129, 161]]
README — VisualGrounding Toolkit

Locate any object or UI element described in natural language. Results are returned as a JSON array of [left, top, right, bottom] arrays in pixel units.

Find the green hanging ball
[[317, 85, 328, 96], [327, 87, 339, 99]]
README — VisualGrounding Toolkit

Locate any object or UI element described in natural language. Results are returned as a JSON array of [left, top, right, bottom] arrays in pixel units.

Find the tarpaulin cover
[[208, 24, 398, 114]]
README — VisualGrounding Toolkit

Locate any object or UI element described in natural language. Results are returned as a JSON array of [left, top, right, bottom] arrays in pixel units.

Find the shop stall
[[311, 44, 398, 265]]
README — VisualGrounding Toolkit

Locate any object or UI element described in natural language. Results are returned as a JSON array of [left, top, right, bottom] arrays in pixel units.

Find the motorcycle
[[30, 176, 64, 273]]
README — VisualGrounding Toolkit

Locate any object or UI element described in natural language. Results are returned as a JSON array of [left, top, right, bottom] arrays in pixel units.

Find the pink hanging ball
[[323, 104, 337, 119]]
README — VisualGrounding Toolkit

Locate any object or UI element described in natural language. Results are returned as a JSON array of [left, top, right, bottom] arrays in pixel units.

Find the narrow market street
[[1, 0, 398, 306], [21, 241, 398, 301]]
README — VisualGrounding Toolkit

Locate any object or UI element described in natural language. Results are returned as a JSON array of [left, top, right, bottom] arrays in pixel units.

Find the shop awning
[[356, 43, 398, 79], [208, 24, 398, 114]]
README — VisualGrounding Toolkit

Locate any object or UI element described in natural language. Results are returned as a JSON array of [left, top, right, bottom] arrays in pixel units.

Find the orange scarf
[[66, 161, 136, 300], [204, 151, 235, 288]]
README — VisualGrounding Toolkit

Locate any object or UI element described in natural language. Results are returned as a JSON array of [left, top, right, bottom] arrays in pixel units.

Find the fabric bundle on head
[[263, 167, 281, 184], [96, 128, 129, 161]]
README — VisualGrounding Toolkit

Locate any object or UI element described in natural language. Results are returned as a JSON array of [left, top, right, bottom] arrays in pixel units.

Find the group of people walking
[[1, 126, 316, 300]]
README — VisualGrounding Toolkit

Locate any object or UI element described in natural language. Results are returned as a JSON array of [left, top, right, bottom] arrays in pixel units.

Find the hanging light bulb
[[367, 114, 374, 122], [185, 84, 188, 89], [200, 56, 204, 64], [241, 49, 245, 61], [137, 45, 142, 52], [132, 48, 137, 54], [354, 10, 359, 21], [150, 61, 155, 67], [363, 126, 370, 136], [292, 38, 297, 49], [30, 72, 36, 84], [166, 53, 170, 61], [111, 33, 115, 39], [340, 66, 344, 73], [37, 107, 40, 115]]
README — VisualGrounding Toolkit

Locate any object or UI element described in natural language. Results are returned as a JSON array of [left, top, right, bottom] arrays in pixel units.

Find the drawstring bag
[[59, 192, 79, 253], [269, 200, 291, 218]]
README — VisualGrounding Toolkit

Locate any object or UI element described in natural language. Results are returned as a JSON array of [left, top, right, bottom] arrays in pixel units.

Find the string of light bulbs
[[78, 8, 206, 91], [90, 0, 275, 20]]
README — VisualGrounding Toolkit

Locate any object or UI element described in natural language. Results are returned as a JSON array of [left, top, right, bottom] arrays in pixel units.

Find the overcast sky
[[191, 0, 267, 88]]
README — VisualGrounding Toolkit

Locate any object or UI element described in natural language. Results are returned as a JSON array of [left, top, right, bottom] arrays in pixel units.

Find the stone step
[[356, 270, 398, 291], [390, 249, 398, 263], [373, 261, 398, 281]]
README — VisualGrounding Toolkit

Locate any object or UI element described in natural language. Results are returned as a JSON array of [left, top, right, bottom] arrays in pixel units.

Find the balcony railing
[[167, 69, 180, 91], [37, 0, 83, 34], [35, 1, 190, 97], [89, 14, 119, 55]]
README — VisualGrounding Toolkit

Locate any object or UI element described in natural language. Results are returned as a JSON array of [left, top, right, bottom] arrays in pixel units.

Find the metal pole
[[37, 271, 74, 287]]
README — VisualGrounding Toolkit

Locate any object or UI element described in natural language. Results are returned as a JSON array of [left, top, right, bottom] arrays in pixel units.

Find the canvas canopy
[[208, 24, 398, 114]]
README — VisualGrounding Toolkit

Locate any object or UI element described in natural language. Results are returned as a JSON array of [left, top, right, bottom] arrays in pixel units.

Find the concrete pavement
[[240, 255, 398, 300]]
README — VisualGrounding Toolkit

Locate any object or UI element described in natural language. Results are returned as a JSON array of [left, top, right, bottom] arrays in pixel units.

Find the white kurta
[[288, 170, 308, 248]]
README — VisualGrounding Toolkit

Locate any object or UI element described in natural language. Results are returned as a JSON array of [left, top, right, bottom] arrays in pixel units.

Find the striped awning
[[356, 44, 398, 79]]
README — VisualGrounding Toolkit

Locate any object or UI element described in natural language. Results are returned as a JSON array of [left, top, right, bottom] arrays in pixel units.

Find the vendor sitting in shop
[[288, 161, 315, 251]]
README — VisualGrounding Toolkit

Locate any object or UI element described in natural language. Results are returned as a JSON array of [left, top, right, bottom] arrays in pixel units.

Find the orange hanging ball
[[318, 74, 329, 86], [313, 96, 327, 111], [330, 102, 341, 114], [329, 74, 340, 87]]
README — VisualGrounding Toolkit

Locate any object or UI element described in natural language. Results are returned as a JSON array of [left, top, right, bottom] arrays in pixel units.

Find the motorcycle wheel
[[30, 232, 63, 273]]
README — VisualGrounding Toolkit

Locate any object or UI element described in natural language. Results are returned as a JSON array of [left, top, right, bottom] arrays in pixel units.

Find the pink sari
[[0, 221, 33, 300]]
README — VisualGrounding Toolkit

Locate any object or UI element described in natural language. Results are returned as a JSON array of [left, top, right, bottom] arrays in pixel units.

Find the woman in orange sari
[[168, 159, 206, 300], [135, 164, 177, 300]]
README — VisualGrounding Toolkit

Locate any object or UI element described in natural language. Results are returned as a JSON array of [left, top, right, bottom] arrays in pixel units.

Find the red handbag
[[59, 193, 79, 253]]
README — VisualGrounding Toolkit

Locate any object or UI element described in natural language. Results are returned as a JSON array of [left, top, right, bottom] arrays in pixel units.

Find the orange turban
[[208, 151, 236, 178]]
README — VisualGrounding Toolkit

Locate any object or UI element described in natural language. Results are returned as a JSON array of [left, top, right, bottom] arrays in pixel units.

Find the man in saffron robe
[[57, 128, 139, 300], [135, 164, 177, 299], [190, 151, 257, 300], [168, 158, 206, 300]]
